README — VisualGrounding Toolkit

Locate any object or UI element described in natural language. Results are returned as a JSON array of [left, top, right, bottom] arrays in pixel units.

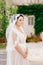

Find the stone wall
[[6, 0, 43, 5], [6, 0, 43, 6]]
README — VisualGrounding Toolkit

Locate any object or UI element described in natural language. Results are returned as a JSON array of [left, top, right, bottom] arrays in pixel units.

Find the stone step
[[0, 61, 6, 65], [0, 59, 6, 61], [0, 54, 7, 59], [0, 50, 6, 54], [0, 49, 7, 65]]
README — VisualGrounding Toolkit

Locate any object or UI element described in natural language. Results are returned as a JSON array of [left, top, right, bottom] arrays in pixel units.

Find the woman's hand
[[23, 47, 28, 58], [23, 52, 28, 58], [15, 45, 28, 58]]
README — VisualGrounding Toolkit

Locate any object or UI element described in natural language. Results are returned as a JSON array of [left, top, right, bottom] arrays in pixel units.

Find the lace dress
[[6, 26, 29, 65]]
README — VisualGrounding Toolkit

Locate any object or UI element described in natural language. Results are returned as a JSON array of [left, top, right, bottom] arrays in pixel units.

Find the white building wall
[[23, 15, 35, 36]]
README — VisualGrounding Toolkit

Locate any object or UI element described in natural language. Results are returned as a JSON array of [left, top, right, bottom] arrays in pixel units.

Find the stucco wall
[[5, 0, 43, 6]]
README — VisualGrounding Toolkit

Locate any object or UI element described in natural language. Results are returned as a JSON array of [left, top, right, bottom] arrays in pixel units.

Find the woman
[[6, 14, 29, 65]]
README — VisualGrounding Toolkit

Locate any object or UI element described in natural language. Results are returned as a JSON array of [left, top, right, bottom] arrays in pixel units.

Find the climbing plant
[[17, 4, 43, 35]]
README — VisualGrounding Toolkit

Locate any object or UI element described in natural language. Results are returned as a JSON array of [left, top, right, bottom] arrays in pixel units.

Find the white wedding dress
[[6, 26, 29, 65]]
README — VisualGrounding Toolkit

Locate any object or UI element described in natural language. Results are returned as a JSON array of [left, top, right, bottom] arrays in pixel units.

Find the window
[[28, 15, 35, 25]]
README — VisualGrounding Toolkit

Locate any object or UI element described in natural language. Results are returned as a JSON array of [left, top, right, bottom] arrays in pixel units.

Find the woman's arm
[[12, 32, 28, 58], [15, 45, 28, 58]]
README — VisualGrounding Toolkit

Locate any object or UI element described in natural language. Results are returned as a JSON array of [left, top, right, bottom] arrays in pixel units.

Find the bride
[[6, 14, 29, 65]]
